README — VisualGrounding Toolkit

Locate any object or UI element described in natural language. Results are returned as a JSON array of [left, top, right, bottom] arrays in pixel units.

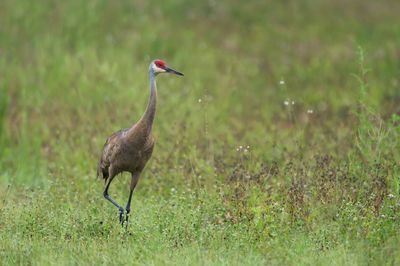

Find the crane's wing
[[96, 128, 128, 180]]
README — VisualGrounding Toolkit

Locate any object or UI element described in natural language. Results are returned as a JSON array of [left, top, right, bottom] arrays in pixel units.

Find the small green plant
[[352, 47, 399, 164]]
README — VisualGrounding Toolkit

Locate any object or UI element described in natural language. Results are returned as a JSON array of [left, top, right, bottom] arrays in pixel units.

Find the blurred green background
[[0, 0, 399, 265]]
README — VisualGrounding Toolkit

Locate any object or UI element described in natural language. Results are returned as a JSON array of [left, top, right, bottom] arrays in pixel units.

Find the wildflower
[[284, 100, 289, 106], [279, 80, 285, 85], [307, 109, 314, 114], [291, 101, 295, 105], [198, 98, 202, 103], [388, 193, 395, 199]]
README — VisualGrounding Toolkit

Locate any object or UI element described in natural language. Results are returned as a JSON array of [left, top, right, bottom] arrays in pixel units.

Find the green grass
[[1, 0, 400, 265]]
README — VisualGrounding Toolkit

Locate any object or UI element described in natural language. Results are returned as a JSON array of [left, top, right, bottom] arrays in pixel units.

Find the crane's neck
[[138, 70, 157, 133]]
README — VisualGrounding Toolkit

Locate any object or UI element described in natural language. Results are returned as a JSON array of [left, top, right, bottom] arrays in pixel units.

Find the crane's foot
[[119, 208, 124, 225], [124, 212, 130, 228]]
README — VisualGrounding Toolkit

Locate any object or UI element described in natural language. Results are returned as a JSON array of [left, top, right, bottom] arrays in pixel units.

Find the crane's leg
[[103, 173, 125, 224], [124, 172, 140, 227]]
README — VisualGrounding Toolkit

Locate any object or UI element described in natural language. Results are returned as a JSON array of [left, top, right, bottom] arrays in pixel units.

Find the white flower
[[291, 101, 295, 105], [198, 98, 202, 103], [388, 193, 395, 199], [284, 100, 289, 106], [307, 109, 314, 114], [279, 80, 285, 85]]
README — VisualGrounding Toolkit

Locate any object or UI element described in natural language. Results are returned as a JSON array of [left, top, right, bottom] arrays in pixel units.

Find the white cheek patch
[[154, 65, 166, 73]]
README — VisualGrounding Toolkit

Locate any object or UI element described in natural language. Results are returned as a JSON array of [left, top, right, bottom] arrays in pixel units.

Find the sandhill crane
[[97, 59, 183, 225]]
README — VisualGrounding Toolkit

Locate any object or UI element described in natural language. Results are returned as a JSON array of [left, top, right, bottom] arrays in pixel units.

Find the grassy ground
[[1, 0, 400, 265]]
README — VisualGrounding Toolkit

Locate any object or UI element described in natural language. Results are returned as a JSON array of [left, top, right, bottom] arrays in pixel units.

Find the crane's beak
[[165, 66, 184, 76]]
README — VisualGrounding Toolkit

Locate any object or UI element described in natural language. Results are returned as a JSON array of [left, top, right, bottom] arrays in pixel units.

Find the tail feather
[[96, 160, 109, 183]]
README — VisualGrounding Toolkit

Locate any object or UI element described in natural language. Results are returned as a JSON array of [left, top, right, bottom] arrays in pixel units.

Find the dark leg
[[124, 173, 140, 226], [103, 174, 125, 224]]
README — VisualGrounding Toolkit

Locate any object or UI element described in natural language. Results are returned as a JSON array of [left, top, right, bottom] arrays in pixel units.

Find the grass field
[[1, 0, 400, 265]]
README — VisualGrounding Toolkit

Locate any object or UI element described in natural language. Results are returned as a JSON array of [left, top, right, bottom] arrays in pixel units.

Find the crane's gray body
[[97, 125, 154, 180]]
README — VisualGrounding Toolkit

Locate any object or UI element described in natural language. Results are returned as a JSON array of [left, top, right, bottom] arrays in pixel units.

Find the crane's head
[[150, 59, 184, 76]]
